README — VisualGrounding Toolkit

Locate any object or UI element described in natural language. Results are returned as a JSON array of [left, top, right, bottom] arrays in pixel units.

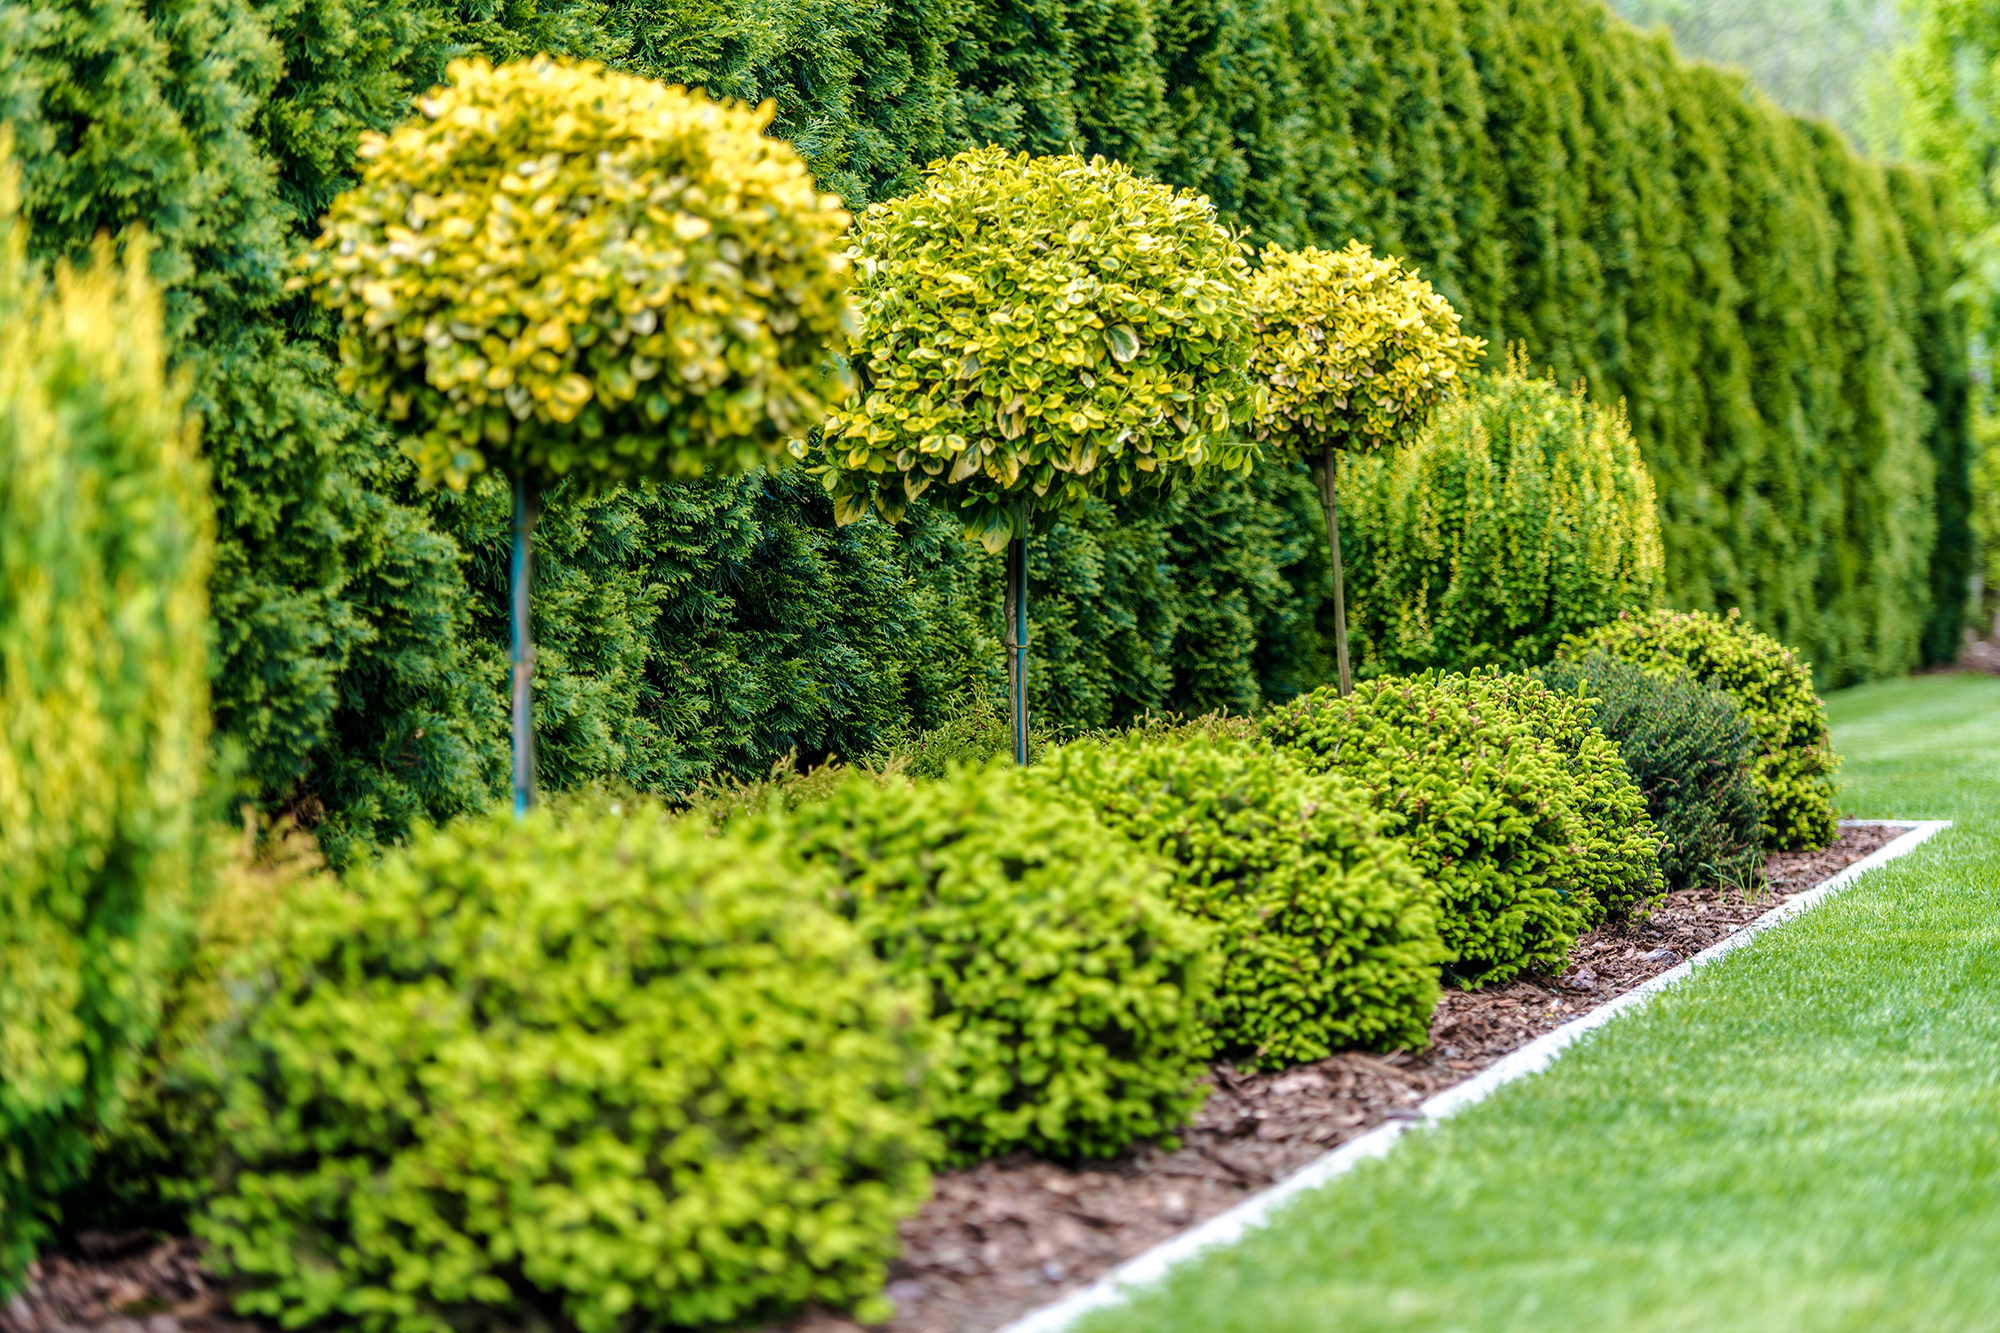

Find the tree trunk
[[1004, 532, 1030, 764], [511, 473, 540, 816], [1317, 444, 1353, 697]]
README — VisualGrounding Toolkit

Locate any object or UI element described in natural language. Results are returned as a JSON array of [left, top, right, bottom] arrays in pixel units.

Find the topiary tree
[[0, 162, 212, 1275], [816, 146, 1260, 762], [1338, 357, 1665, 676], [297, 57, 856, 813], [1246, 241, 1485, 695]]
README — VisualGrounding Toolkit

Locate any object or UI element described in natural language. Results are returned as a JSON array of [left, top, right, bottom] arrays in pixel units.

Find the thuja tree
[[1246, 242, 1484, 694], [818, 146, 1258, 761], [298, 57, 855, 810]]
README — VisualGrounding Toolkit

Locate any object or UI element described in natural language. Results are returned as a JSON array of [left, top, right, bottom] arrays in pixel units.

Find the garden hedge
[[1563, 609, 1840, 850], [758, 765, 1216, 1163], [0, 0, 1962, 857], [0, 184, 212, 1274], [1536, 654, 1765, 892], [198, 808, 934, 1333], [1037, 728, 1446, 1068], [1266, 673, 1661, 986], [1340, 361, 1665, 676]]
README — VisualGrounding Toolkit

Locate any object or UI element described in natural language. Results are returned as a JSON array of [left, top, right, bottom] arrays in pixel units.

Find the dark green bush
[[198, 808, 934, 1333], [755, 766, 1215, 1164], [1563, 608, 1839, 850], [1265, 673, 1661, 987], [1339, 361, 1665, 676], [0, 183, 211, 1275], [1535, 654, 1764, 892], [1035, 728, 1445, 1069]]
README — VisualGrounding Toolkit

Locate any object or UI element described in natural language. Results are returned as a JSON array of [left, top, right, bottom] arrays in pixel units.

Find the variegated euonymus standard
[[294, 57, 856, 811], [1247, 242, 1485, 694], [816, 147, 1259, 760]]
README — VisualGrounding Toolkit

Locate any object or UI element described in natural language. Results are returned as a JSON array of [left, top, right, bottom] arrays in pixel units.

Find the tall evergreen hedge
[[0, 0, 1966, 852]]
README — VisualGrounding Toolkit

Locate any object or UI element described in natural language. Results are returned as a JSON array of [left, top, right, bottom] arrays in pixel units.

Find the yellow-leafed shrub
[[818, 147, 1259, 552], [1339, 362, 1666, 675], [0, 156, 212, 1275], [295, 58, 856, 490], [1247, 241, 1485, 464]]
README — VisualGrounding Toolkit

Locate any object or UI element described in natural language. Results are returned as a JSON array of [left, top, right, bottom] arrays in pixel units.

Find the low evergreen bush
[[1265, 673, 1661, 986], [0, 184, 212, 1273], [1339, 360, 1665, 676], [1564, 609, 1840, 850], [758, 766, 1215, 1163], [1536, 655, 1765, 892], [1036, 728, 1446, 1069], [198, 809, 934, 1333]]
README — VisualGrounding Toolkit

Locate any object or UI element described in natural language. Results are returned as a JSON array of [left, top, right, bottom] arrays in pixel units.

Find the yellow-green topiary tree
[[296, 57, 855, 811], [816, 147, 1259, 760], [1247, 241, 1485, 694]]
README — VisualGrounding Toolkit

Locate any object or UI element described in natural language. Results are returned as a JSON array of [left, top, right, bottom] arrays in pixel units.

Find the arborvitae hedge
[[1, 0, 1965, 852]]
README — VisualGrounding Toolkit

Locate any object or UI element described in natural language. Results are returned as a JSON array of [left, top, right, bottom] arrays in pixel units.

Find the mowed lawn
[[1076, 672, 2000, 1333]]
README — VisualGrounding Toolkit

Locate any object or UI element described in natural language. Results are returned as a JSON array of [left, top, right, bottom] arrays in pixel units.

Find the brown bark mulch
[[2, 825, 1908, 1333]]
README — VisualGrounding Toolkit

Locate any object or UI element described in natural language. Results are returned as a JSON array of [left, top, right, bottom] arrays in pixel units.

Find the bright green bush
[[818, 146, 1259, 551], [1340, 361, 1667, 675], [0, 176, 212, 1276], [1035, 728, 1446, 1069], [1564, 608, 1839, 850], [758, 765, 1215, 1162], [298, 56, 856, 491], [1265, 673, 1661, 987], [197, 808, 935, 1333], [1535, 654, 1765, 892]]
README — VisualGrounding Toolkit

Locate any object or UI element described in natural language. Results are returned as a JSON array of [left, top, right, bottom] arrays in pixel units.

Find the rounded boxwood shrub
[[1339, 359, 1665, 676], [1563, 608, 1839, 850], [756, 765, 1215, 1163], [1265, 673, 1661, 986], [197, 808, 935, 1333], [1035, 727, 1446, 1069], [1535, 654, 1765, 892]]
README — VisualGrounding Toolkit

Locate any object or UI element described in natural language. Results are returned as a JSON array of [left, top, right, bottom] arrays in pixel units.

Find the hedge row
[[0, 0, 1960, 854]]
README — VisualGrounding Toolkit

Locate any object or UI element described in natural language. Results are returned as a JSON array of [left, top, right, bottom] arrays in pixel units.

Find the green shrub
[[755, 765, 1215, 1163], [1034, 728, 1446, 1069], [1340, 360, 1666, 676], [1535, 654, 1765, 892], [0, 176, 212, 1275], [1563, 608, 1840, 850], [1265, 673, 1661, 986], [198, 808, 934, 1333]]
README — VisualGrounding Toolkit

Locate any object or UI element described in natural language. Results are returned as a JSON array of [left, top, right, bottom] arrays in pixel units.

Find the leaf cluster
[[1535, 653, 1765, 892], [754, 764, 1215, 1162], [1563, 608, 1840, 850], [297, 57, 857, 491], [1247, 241, 1485, 461], [196, 807, 935, 1333], [1339, 359, 1665, 676], [1264, 672, 1661, 987], [818, 146, 1260, 552], [1034, 728, 1446, 1069]]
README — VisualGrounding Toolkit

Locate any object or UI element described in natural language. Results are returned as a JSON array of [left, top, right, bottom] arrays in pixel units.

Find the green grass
[[1077, 672, 2000, 1333]]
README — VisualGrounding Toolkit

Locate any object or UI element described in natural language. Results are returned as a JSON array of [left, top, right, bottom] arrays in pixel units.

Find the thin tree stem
[[1320, 444, 1353, 697], [511, 473, 540, 817]]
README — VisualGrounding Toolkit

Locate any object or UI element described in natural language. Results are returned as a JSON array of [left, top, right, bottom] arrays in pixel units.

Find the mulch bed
[[2, 825, 1907, 1333]]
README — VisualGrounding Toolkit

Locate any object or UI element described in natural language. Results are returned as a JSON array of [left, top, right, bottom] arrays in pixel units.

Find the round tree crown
[[818, 147, 1258, 552], [294, 58, 856, 491], [1248, 241, 1485, 459]]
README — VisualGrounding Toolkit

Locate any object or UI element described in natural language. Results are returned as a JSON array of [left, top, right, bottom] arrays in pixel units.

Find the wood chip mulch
[[1, 825, 1907, 1333]]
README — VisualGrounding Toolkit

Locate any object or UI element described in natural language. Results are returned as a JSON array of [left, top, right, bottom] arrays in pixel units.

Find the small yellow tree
[[1247, 241, 1485, 694], [296, 58, 855, 810], [818, 147, 1259, 760]]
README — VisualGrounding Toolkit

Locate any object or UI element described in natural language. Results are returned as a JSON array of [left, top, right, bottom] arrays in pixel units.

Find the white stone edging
[[994, 818, 1953, 1333]]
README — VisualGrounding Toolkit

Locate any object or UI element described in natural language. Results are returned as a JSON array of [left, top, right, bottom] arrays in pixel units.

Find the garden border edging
[[994, 818, 1952, 1333]]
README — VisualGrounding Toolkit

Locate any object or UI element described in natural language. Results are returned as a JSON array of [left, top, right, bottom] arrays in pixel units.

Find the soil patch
[[0, 826, 1907, 1333]]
